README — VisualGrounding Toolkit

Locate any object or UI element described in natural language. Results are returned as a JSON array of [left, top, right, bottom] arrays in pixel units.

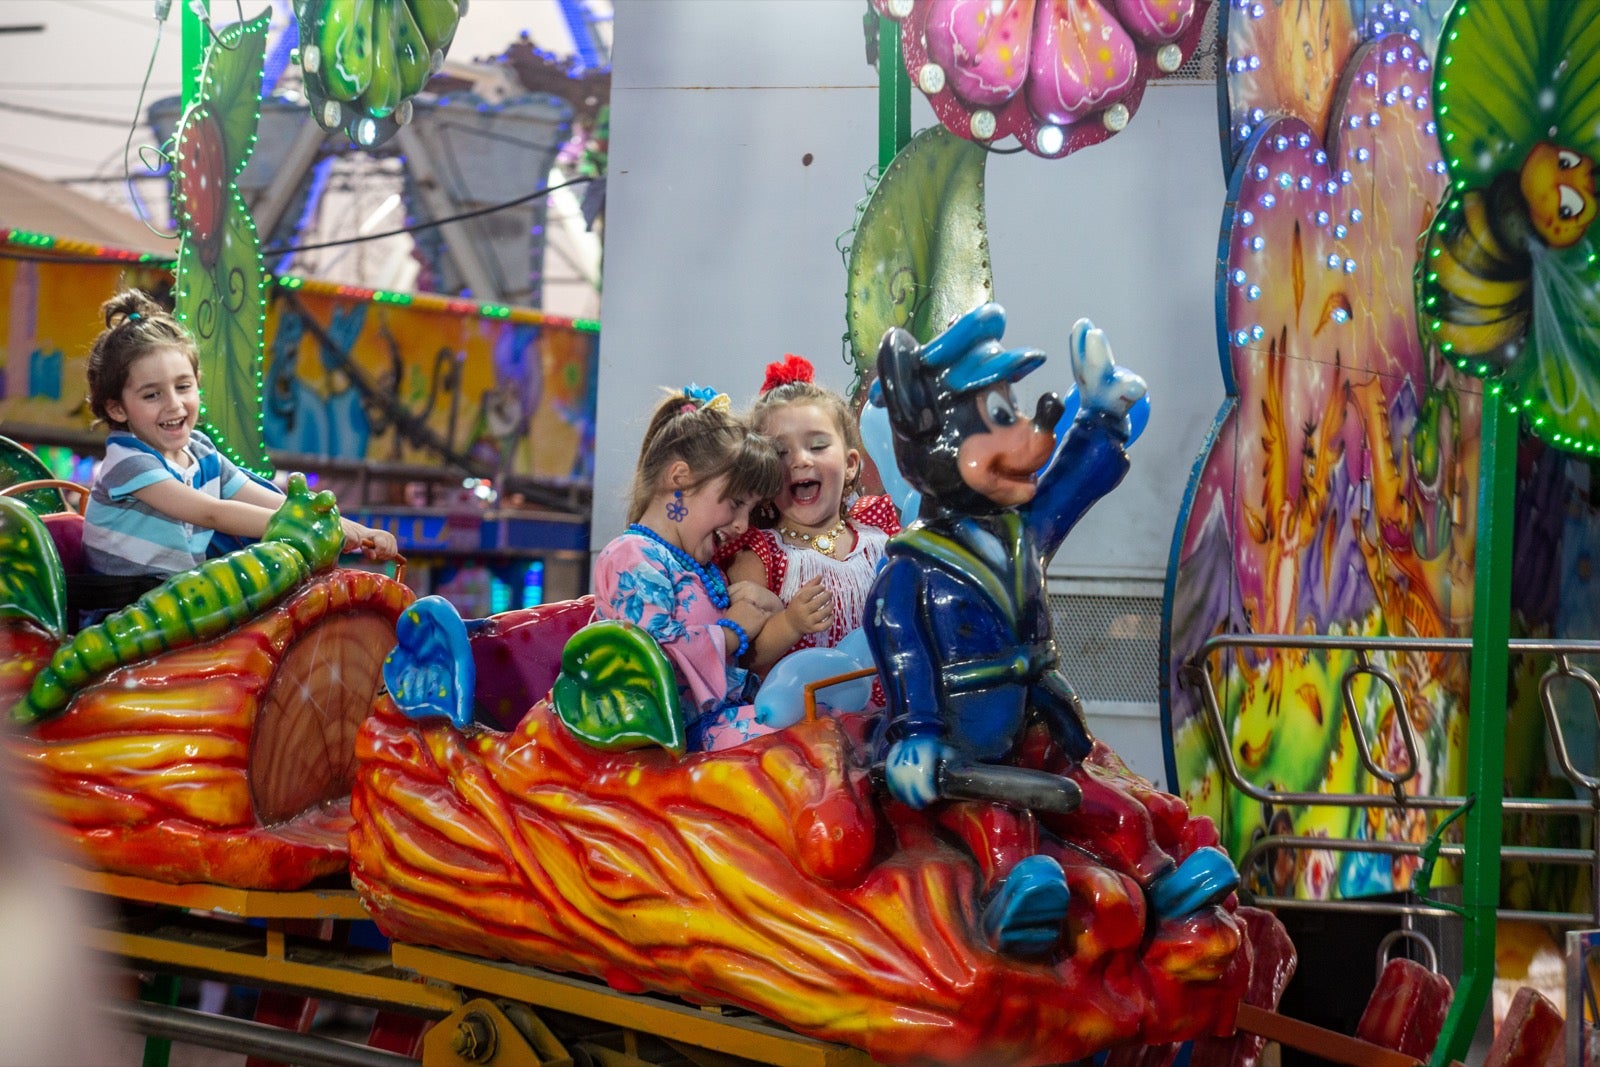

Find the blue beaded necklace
[[626, 523, 731, 609]]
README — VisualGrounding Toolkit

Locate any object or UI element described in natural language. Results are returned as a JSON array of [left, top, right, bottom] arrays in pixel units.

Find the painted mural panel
[[264, 286, 597, 488], [0, 253, 173, 428], [1166, 32, 1479, 900], [0, 247, 597, 492], [1220, 0, 1451, 175]]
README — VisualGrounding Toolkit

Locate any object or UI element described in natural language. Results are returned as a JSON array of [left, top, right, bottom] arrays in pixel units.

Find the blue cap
[[920, 303, 1044, 394]]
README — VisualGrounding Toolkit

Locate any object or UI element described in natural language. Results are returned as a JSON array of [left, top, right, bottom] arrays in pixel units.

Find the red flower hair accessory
[[761, 353, 815, 393]]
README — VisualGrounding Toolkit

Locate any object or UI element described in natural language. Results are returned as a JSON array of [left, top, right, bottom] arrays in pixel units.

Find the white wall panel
[[597, 0, 1228, 580]]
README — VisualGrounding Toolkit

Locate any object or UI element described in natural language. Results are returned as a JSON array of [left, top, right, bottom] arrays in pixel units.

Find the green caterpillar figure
[[13, 473, 346, 725]]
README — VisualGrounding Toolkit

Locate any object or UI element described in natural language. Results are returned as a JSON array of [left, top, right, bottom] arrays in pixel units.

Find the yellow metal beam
[[65, 866, 879, 1065], [393, 946, 877, 1067], [91, 919, 461, 1015], [58, 865, 371, 921], [423, 998, 575, 1067]]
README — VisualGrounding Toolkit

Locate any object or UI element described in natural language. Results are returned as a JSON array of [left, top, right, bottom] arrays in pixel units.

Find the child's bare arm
[[231, 479, 288, 510], [728, 580, 783, 614], [133, 479, 278, 540], [136, 479, 399, 561], [727, 551, 801, 668], [720, 596, 776, 657], [343, 523, 400, 561], [727, 547, 835, 670]]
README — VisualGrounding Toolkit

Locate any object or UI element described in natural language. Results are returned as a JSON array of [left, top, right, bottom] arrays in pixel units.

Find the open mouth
[[788, 479, 822, 505], [159, 417, 188, 432]]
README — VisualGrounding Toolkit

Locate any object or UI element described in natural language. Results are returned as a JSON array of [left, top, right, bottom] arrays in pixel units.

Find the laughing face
[[675, 472, 758, 563], [762, 401, 861, 533], [955, 384, 1054, 507], [106, 346, 202, 466]]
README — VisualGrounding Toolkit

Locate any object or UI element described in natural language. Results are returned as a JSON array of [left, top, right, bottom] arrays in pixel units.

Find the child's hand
[[342, 520, 399, 561], [784, 577, 833, 636], [729, 581, 783, 614], [361, 527, 400, 561]]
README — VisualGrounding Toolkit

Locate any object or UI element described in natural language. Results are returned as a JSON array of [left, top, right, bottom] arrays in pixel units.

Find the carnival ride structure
[[1164, 1, 1600, 1063], [5, 0, 1598, 1065], [0, 301, 1267, 1065]]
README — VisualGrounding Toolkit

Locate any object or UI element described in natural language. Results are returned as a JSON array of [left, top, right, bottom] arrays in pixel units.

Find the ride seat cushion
[[43, 512, 162, 628], [41, 512, 86, 574], [470, 595, 596, 731]]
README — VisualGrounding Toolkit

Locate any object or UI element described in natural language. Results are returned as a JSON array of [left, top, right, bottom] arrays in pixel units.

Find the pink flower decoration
[[879, 0, 1208, 159]]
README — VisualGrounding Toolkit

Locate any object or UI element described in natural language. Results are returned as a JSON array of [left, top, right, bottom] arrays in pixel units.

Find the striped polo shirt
[[83, 429, 249, 577]]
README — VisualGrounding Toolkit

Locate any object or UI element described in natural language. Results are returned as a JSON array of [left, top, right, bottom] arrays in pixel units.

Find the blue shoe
[[1147, 846, 1239, 921], [384, 595, 477, 728], [980, 854, 1072, 958]]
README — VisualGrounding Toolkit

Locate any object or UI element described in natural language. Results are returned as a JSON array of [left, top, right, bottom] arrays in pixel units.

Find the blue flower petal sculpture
[[384, 594, 475, 728]]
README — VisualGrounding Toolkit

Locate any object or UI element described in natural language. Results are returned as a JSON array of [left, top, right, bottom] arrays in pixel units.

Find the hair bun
[[761, 353, 815, 393], [103, 289, 160, 329]]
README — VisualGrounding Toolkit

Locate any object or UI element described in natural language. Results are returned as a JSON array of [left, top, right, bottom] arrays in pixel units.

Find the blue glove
[[885, 734, 953, 809], [1069, 318, 1147, 430]]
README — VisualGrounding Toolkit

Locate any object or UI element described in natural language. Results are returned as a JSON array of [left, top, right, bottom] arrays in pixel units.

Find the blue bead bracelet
[[717, 618, 749, 657]]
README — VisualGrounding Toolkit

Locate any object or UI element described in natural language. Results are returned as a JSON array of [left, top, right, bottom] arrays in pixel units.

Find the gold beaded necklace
[[778, 517, 848, 555]]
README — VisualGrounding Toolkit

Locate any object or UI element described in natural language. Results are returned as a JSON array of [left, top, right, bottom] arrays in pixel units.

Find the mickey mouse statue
[[865, 302, 1237, 958]]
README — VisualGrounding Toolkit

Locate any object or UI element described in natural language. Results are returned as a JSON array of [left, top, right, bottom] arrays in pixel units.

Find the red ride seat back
[[468, 596, 597, 731], [41, 511, 86, 575], [42, 511, 162, 631]]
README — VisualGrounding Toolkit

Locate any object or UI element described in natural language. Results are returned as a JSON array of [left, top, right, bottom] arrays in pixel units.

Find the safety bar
[[1, 477, 90, 514], [1377, 928, 1438, 978], [802, 668, 878, 723], [106, 999, 418, 1067], [1540, 654, 1600, 798], [1241, 834, 1600, 877], [1184, 632, 1600, 929]]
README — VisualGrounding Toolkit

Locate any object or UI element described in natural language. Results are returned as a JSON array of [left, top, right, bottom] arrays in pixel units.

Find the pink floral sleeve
[[592, 534, 736, 716]]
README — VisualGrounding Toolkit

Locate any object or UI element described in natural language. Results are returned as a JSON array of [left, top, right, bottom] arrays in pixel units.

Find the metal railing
[[1181, 632, 1600, 926]]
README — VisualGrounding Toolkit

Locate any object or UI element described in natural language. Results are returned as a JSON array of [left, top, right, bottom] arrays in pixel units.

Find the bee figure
[[1419, 142, 1598, 373], [1416, 0, 1600, 446]]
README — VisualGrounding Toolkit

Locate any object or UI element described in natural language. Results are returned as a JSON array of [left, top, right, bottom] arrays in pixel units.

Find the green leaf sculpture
[[0, 496, 66, 639], [551, 621, 685, 755], [172, 10, 272, 475], [0, 434, 69, 516], [845, 126, 993, 380]]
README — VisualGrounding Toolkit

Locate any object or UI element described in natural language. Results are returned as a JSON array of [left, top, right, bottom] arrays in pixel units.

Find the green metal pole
[[138, 974, 179, 1067], [1431, 384, 1515, 1066], [877, 15, 911, 171], [182, 0, 207, 102]]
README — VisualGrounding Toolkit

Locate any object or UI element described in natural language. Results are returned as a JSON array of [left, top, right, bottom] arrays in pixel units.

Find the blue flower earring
[[666, 488, 687, 522]]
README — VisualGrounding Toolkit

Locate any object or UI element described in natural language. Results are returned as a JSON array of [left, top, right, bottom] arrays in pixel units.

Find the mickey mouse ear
[[876, 328, 936, 438]]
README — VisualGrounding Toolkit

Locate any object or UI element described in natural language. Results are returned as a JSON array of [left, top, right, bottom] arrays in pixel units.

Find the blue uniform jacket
[[865, 410, 1129, 762]]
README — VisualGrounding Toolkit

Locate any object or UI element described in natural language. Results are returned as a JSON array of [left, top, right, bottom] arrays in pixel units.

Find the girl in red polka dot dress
[[725, 355, 901, 675]]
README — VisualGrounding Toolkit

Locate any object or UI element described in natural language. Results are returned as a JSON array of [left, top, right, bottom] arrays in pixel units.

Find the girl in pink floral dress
[[591, 386, 785, 750]]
